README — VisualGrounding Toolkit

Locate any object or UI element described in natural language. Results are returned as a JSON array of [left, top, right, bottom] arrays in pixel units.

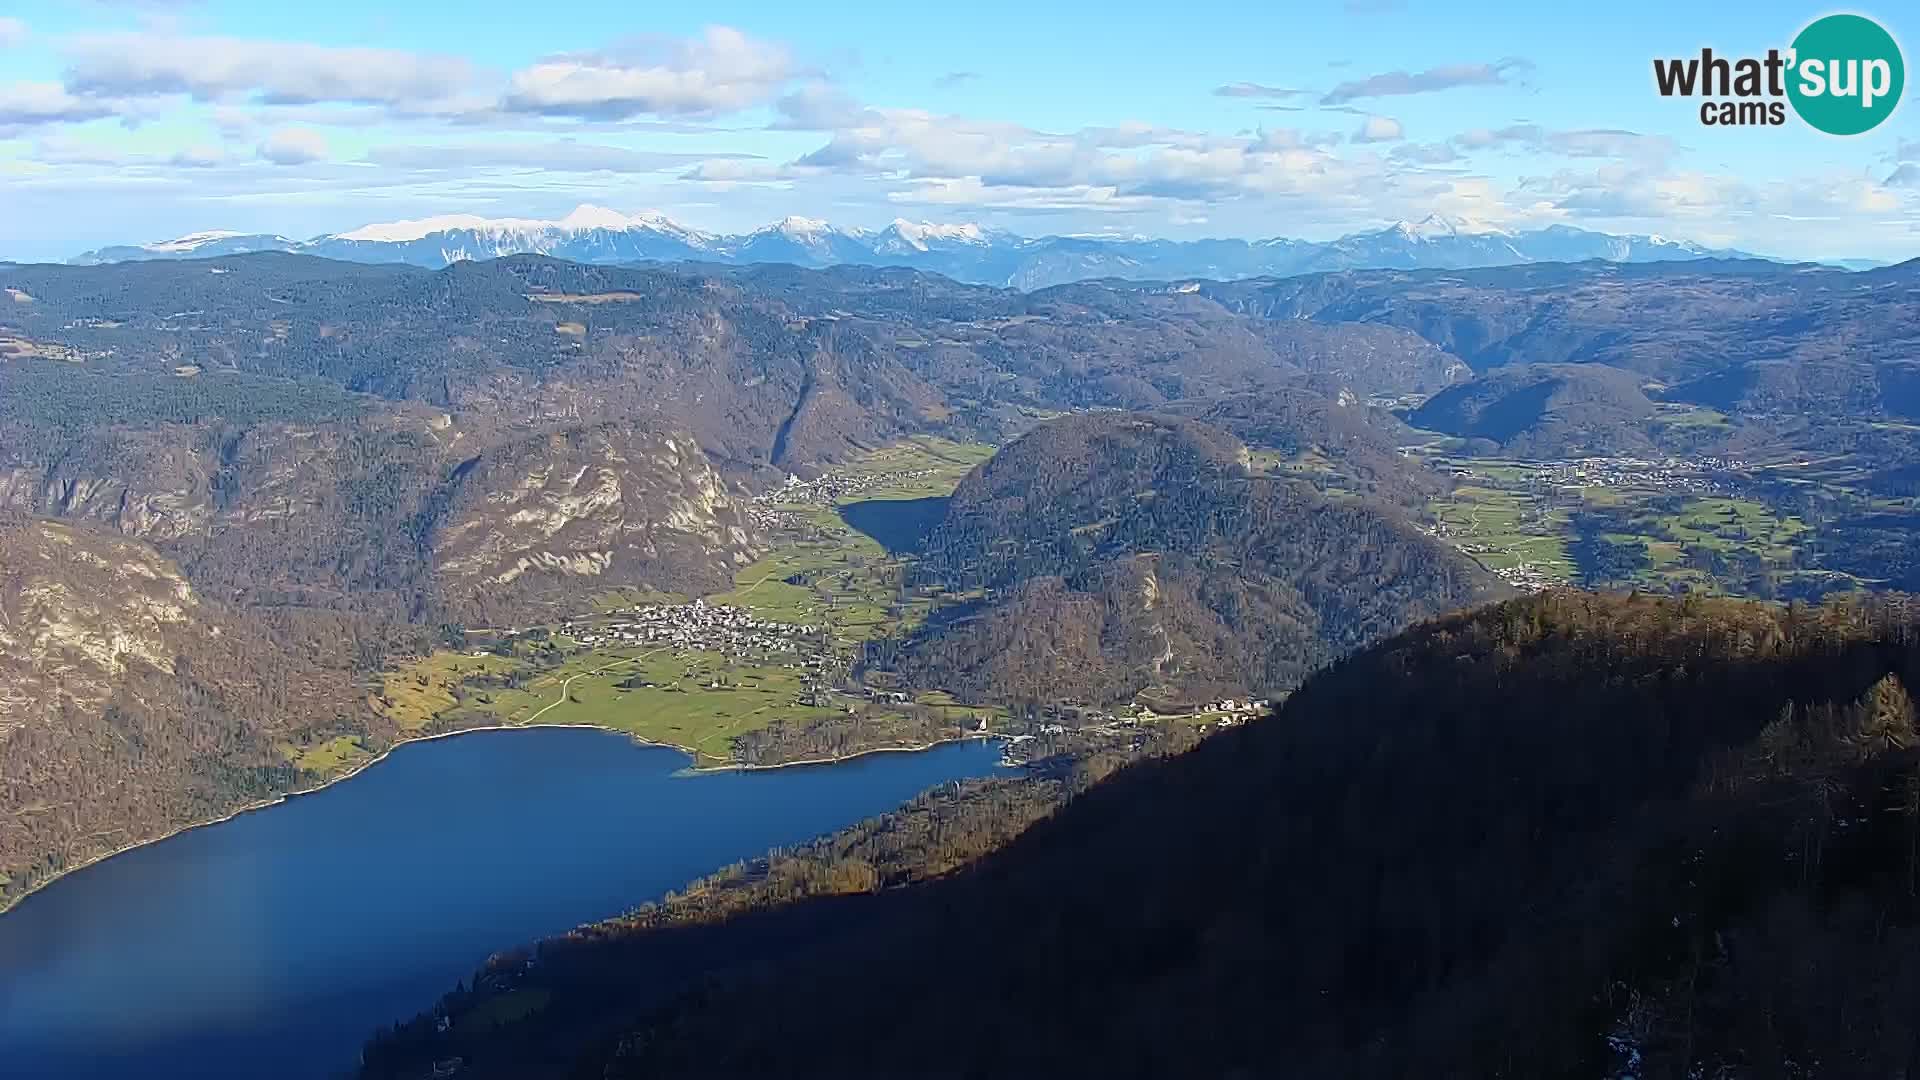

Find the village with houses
[[560, 599, 820, 659], [743, 466, 946, 531], [1427, 453, 1753, 496]]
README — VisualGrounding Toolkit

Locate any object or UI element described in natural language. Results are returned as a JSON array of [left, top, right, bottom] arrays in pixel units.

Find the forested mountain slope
[[0, 516, 417, 905], [0, 254, 1460, 472], [1409, 362, 1658, 456], [1145, 385, 1440, 506], [0, 255, 1474, 624], [1193, 258, 1920, 420], [0, 381, 758, 623], [882, 413, 1496, 706], [363, 591, 1920, 1080], [0, 254, 1478, 915]]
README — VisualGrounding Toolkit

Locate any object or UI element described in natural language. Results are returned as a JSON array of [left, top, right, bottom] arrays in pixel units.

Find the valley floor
[[345, 435, 1261, 779], [341, 438, 1003, 774], [1414, 443, 1916, 599]]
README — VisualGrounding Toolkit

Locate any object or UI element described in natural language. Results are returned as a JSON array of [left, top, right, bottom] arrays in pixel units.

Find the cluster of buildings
[[1489, 561, 1558, 592], [1033, 697, 1272, 734], [1524, 455, 1747, 495], [743, 466, 945, 529], [1196, 697, 1269, 716], [562, 599, 818, 657]]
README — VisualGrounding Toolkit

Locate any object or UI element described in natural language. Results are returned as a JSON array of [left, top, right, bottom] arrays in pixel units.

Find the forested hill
[[1157, 385, 1441, 508], [1192, 258, 1920, 421], [362, 591, 1920, 1079], [0, 516, 418, 904], [1408, 361, 1659, 457], [882, 412, 1496, 706]]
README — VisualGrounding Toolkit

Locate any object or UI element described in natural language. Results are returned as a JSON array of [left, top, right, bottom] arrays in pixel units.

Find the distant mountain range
[[65, 206, 1782, 288]]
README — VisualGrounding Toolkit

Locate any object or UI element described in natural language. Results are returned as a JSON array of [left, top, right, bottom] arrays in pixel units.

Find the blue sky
[[0, 0, 1914, 262]]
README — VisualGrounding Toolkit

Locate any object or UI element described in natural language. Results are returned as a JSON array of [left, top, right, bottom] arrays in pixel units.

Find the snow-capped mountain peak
[[717, 216, 876, 259], [143, 230, 256, 254], [772, 215, 832, 237], [333, 214, 500, 243], [1639, 233, 1708, 252], [554, 204, 688, 235], [66, 209, 1777, 284], [875, 219, 988, 252], [1385, 214, 1512, 242], [330, 206, 699, 244]]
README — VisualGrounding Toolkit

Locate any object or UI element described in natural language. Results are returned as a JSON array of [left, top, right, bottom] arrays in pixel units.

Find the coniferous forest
[[362, 591, 1920, 1079]]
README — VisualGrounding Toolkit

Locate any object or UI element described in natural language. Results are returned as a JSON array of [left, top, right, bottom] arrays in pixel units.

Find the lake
[[838, 496, 950, 554], [0, 728, 1008, 1079]]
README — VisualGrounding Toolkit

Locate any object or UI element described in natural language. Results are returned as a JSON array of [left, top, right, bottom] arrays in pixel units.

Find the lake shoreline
[[0, 720, 1001, 918]]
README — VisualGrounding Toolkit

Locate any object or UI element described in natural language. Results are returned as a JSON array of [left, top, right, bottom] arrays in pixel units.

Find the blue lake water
[[0, 728, 1007, 1079]]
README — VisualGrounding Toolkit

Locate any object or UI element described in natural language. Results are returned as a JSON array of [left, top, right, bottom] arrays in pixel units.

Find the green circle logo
[[1787, 14, 1904, 135]]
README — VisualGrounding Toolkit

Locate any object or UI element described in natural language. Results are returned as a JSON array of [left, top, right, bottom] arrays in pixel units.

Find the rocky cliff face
[[0, 426, 216, 542], [0, 518, 202, 734], [0, 516, 386, 905], [0, 409, 761, 624], [432, 423, 761, 621]]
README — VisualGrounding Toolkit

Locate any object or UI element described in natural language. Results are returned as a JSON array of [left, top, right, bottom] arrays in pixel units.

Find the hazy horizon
[[2, 1, 1915, 264]]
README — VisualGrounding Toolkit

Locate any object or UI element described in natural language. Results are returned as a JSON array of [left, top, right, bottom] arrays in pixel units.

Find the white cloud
[[773, 83, 876, 130], [503, 26, 793, 119], [258, 126, 329, 165], [4, 20, 1907, 263], [210, 106, 254, 138], [1389, 141, 1462, 165], [63, 32, 476, 107], [888, 176, 1161, 213], [781, 96, 1383, 209], [1516, 164, 1912, 232], [29, 134, 228, 169], [0, 17, 27, 49], [1352, 116, 1404, 143], [0, 82, 116, 130], [171, 145, 226, 168], [365, 140, 747, 173], [683, 158, 792, 184], [1454, 124, 1674, 163], [1322, 59, 1532, 104], [31, 134, 135, 165], [1213, 82, 1309, 99]]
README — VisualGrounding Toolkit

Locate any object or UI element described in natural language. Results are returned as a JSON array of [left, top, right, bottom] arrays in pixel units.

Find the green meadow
[[344, 438, 1001, 768]]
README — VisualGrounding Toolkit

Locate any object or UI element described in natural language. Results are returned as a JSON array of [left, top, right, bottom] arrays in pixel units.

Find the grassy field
[[346, 438, 1001, 768], [1650, 403, 1733, 434], [372, 651, 524, 733], [1424, 456, 1818, 594], [837, 437, 995, 500], [527, 648, 845, 762], [365, 636, 865, 766], [284, 735, 374, 774], [1662, 496, 1809, 559], [709, 518, 912, 647], [1430, 484, 1575, 577], [711, 437, 995, 648]]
